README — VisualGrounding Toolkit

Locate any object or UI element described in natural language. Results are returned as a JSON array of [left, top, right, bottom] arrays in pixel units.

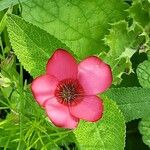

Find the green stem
[[17, 64, 25, 150]]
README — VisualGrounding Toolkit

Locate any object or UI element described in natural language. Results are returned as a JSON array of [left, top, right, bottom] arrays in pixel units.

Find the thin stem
[[17, 64, 25, 150]]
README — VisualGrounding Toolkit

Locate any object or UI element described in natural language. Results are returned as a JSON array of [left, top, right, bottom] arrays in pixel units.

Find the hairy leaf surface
[[139, 118, 150, 148], [7, 14, 68, 77], [74, 97, 125, 150], [105, 87, 150, 122], [137, 60, 150, 88]]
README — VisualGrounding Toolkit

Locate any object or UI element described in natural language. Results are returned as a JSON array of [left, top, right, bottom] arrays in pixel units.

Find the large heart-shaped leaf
[[22, 0, 128, 59]]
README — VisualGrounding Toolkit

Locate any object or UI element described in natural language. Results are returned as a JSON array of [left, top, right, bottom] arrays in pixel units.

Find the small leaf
[[74, 97, 125, 150], [104, 87, 150, 122], [139, 118, 150, 148], [137, 60, 150, 88], [7, 14, 69, 77]]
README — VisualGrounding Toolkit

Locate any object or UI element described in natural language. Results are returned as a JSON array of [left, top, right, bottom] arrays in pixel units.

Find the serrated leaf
[[104, 87, 150, 122], [137, 60, 150, 88], [22, 0, 128, 59], [0, 10, 8, 33], [74, 97, 125, 150], [139, 118, 150, 148], [103, 21, 146, 84], [6, 14, 68, 77]]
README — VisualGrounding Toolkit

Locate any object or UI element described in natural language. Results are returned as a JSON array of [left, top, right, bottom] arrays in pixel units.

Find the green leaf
[[0, 9, 8, 33], [74, 97, 125, 150], [22, 0, 128, 59], [0, 89, 75, 149], [147, 50, 150, 60], [103, 21, 146, 84], [137, 60, 150, 88], [6, 14, 68, 77], [104, 87, 150, 122], [139, 118, 150, 148], [137, 60, 150, 148], [129, 0, 150, 28], [0, 0, 27, 11]]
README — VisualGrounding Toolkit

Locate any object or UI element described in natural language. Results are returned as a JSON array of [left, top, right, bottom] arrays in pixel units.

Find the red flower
[[31, 49, 112, 129]]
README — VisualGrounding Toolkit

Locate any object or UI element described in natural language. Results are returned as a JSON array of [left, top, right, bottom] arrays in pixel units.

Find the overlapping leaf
[[7, 14, 68, 77], [103, 21, 146, 83]]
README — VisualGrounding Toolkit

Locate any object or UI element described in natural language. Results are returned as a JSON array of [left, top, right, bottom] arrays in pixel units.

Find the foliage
[[137, 60, 150, 88], [0, 0, 27, 12], [103, 21, 147, 83], [74, 97, 125, 150], [0, 0, 150, 149], [22, 0, 128, 59], [0, 89, 75, 149], [137, 54, 150, 148], [7, 14, 68, 77], [104, 87, 150, 122], [139, 118, 150, 147]]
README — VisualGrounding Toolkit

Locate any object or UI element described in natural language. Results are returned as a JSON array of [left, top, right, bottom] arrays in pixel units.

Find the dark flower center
[[55, 79, 84, 105]]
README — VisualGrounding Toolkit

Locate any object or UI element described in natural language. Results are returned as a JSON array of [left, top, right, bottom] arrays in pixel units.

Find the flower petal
[[46, 49, 78, 80], [78, 56, 112, 94], [69, 96, 103, 122], [45, 98, 79, 129], [31, 75, 58, 106]]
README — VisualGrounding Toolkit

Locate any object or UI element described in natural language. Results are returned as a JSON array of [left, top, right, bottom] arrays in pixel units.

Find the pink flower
[[31, 49, 112, 129]]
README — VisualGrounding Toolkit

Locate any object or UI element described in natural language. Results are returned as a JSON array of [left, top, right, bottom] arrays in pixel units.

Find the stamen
[[55, 79, 84, 105]]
